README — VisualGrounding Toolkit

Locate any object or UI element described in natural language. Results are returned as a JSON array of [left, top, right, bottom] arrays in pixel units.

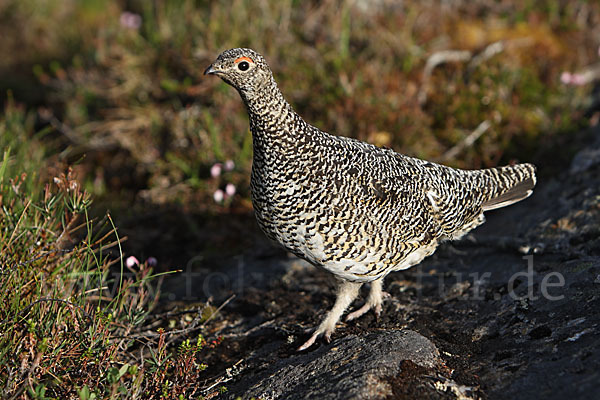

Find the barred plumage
[[205, 48, 537, 350]]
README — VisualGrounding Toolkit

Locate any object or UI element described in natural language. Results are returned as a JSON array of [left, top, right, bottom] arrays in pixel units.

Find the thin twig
[[38, 108, 118, 153], [200, 294, 236, 327], [200, 358, 245, 397], [419, 38, 534, 105], [124, 294, 236, 341], [14, 248, 75, 268], [467, 41, 505, 72], [418, 50, 472, 105], [6, 199, 31, 250], [164, 294, 236, 346], [0, 298, 93, 327], [439, 120, 491, 162], [467, 37, 534, 75], [38, 108, 83, 145], [217, 319, 278, 339]]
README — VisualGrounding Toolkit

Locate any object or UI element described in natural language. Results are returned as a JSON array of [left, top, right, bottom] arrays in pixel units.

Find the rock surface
[[230, 330, 441, 400], [163, 127, 600, 399]]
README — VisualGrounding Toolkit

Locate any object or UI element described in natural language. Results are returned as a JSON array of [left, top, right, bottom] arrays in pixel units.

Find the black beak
[[204, 64, 216, 75]]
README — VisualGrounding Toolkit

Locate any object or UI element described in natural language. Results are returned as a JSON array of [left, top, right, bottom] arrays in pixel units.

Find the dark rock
[[528, 325, 552, 339], [228, 330, 441, 400], [569, 132, 600, 174]]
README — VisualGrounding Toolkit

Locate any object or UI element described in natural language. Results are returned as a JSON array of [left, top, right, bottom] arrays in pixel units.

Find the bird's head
[[204, 48, 272, 94]]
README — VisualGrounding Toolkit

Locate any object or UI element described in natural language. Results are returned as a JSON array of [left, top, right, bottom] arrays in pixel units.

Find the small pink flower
[[225, 183, 236, 197], [120, 12, 142, 30], [560, 71, 572, 84], [213, 189, 225, 203], [224, 159, 235, 171], [570, 73, 587, 86], [126, 256, 140, 268], [210, 163, 222, 178], [146, 257, 158, 267]]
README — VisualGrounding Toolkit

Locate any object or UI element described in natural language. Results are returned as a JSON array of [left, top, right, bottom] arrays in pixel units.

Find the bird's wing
[[338, 141, 487, 240]]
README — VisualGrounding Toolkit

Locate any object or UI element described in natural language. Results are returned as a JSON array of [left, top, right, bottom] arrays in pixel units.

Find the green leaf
[[118, 363, 130, 379], [78, 385, 90, 400], [0, 147, 9, 184]]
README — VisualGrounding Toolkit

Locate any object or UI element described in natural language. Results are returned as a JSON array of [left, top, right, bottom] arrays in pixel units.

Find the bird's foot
[[297, 327, 333, 351], [297, 280, 362, 351], [345, 291, 390, 322]]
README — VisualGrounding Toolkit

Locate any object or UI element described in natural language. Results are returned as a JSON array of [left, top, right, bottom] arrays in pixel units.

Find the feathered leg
[[345, 278, 388, 321], [298, 280, 361, 351]]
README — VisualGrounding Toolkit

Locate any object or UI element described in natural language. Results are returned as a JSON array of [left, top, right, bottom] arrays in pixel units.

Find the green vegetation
[[0, 103, 223, 398], [1, 0, 599, 397], [2, 0, 598, 207]]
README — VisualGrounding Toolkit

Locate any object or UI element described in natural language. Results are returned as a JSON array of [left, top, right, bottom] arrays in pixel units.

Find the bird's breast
[[250, 157, 331, 261]]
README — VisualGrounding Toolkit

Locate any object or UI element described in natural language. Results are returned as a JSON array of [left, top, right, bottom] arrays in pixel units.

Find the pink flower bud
[[120, 12, 142, 30], [210, 163, 222, 178], [224, 159, 235, 171], [126, 256, 139, 268], [146, 257, 158, 267], [560, 71, 572, 84], [213, 189, 225, 203], [225, 183, 236, 197], [570, 73, 586, 86]]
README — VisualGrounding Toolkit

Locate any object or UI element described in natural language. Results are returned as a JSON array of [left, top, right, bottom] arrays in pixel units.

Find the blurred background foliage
[[1, 0, 599, 241]]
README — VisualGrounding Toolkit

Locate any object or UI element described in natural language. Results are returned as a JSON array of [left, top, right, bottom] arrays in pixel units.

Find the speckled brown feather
[[205, 48, 537, 349]]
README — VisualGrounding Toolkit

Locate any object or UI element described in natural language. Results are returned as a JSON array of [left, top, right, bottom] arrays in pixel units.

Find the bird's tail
[[478, 163, 537, 211]]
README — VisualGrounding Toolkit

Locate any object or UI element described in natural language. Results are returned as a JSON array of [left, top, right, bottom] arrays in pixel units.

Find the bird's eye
[[237, 61, 250, 71]]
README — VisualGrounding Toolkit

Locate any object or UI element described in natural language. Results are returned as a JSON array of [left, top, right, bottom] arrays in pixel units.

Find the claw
[[374, 303, 383, 320], [298, 327, 335, 351], [345, 303, 372, 321], [298, 332, 319, 351]]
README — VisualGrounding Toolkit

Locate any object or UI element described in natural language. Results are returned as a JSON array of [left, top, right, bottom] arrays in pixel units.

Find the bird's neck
[[239, 78, 308, 153]]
